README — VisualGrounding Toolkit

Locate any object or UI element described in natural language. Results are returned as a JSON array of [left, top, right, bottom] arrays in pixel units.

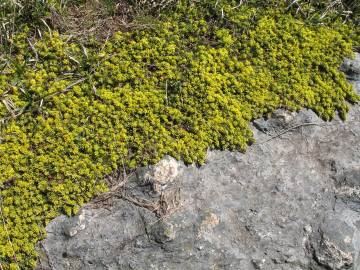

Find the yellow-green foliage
[[0, 5, 359, 269]]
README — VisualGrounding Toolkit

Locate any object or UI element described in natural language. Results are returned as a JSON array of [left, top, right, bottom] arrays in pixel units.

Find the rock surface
[[36, 54, 360, 270]]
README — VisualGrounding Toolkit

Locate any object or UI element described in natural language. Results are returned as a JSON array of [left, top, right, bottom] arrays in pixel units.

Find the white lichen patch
[[144, 156, 180, 185]]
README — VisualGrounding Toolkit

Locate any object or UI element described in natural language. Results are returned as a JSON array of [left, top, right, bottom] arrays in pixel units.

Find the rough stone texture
[[37, 54, 360, 270]]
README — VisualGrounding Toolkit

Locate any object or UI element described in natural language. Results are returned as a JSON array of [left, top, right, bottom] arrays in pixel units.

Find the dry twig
[[258, 122, 323, 144]]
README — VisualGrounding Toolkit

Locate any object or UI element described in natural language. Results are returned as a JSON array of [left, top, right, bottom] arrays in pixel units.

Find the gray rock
[[342, 53, 360, 80], [151, 221, 176, 243], [253, 109, 298, 135], [62, 209, 86, 237], [251, 257, 266, 269], [334, 169, 360, 212], [342, 53, 360, 94], [310, 209, 356, 270], [36, 57, 360, 270], [314, 236, 353, 270]]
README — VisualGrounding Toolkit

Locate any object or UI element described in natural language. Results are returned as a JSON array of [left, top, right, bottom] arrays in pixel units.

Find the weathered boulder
[[36, 54, 360, 270]]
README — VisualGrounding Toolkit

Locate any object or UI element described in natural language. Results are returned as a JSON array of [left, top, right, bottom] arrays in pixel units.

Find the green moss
[[0, 3, 359, 269]]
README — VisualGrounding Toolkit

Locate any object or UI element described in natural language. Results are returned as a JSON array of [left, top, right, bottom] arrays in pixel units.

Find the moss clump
[[0, 3, 359, 269]]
